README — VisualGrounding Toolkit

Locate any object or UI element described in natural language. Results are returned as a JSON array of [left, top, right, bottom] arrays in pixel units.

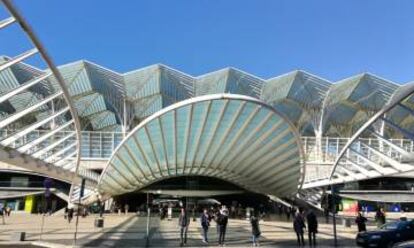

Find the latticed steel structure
[[46, 62, 410, 139], [3, 0, 414, 204]]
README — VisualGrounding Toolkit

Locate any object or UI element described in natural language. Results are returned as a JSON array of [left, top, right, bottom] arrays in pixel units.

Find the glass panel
[[194, 100, 224, 165], [146, 119, 167, 173], [204, 100, 239, 166], [160, 111, 175, 169], [136, 128, 159, 174], [185, 102, 208, 173], [111, 156, 137, 185], [125, 134, 151, 176], [175, 105, 191, 170]]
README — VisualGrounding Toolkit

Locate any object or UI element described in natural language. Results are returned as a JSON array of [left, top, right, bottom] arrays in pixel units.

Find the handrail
[[329, 83, 414, 180]]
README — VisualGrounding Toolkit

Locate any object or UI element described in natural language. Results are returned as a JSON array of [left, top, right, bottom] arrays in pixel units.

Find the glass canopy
[[98, 94, 304, 197]]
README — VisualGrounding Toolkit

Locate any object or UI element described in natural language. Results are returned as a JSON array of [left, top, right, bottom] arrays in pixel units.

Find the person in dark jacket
[[293, 211, 306, 246], [355, 212, 367, 232], [285, 206, 291, 221], [178, 208, 190, 246], [216, 207, 229, 246], [375, 208, 386, 227], [200, 209, 210, 243], [250, 212, 261, 247], [67, 207, 74, 223], [306, 210, 318, 246]]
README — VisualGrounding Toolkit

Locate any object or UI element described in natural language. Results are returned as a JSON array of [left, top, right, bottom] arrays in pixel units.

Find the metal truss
[[0, 1, 98, 202], [302, 83, 414, 190]]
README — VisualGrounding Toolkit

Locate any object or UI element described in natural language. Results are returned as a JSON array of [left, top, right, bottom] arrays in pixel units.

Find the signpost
[[40, 178, 52, 240], [73, 178, 86, 246], [331, 186, 338, 247], [0, 203, 5, 225]]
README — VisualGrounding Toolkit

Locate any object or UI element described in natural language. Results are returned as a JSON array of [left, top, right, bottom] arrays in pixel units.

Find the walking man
[[250, 211, 261, 247], [200, 209, 210, 243], [355, 212, 367, 232], [178, 208, 190, 246], [217, 206, 229, 246], [306, 210, 318, 246], [375, 208, 386, 227], [67, 207, 74, 223], [293, 211, 306, 246]]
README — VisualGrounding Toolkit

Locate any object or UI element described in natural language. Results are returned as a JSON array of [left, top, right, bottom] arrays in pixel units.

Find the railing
[[302, 136, 414, 183], [80, 131, 124, 159], [302, 136, 414, 162], [0, 130, 124, 160], [2, 130, 413, 168]]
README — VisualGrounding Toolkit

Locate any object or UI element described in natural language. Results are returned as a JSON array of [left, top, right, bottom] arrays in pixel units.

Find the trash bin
[[95, 217, 104, 228], [343, 218, 351, 228], [10, 232, 25, 241]]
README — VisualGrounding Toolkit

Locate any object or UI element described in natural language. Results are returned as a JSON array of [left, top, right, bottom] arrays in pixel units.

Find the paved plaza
[[0, 213, 377, 247]]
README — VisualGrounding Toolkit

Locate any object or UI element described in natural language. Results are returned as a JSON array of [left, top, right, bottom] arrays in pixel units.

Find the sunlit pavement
[[0, 213, 380, 247]]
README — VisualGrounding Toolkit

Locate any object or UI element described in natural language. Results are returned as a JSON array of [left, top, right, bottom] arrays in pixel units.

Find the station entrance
[[112, 176, 275, 219]]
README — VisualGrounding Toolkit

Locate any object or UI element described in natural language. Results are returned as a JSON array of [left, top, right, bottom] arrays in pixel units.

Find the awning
[[98, 94, 304, 197]]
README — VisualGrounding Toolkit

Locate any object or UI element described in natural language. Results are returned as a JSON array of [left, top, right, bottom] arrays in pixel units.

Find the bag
[[216, 215, 224, 225]]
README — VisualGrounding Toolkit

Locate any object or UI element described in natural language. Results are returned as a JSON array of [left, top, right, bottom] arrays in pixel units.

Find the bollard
[[10, 232, 25, 241], [95, 217, 104, 228], [342, 218, 351, 228]]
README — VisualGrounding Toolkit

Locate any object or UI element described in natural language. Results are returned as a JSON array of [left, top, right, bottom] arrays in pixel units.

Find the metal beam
[[0, 106, 69, 146], [0, 72, 52, 104], [0, 48, 38, 72], [0, 16, 15, 29], [17, 120, 74, 153], [0, 91, 63, 129], [31, 132, 75, 158]]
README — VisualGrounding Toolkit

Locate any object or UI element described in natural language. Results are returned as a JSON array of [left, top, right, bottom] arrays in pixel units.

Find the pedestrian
[[278, 204, 283, 219], [293, 211, 306, 246], [400, 210, 407, 221], [125, 204, 129, 215], [231, 205, 236, 219], [324, 208, 329, 224], [200, 209, 210, 243], [217, 206, 229, 246], [0, 205, 4, 225], [67, 207, 74, 223], [64, 207, 68, 219], [5, 206, 11, 216], [178, 207, 190, 246], [285, 206, 291, 221], [192, 206, 196, 222], [375, 208, 386, 227], [355, 212, 367, 232], [306, 210, 318, 246], [250, 211, 261, 247], [99, 202, 104, 218]]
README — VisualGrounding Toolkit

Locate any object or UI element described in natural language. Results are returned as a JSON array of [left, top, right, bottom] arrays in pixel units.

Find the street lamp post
[[331, 185, 338, 247]]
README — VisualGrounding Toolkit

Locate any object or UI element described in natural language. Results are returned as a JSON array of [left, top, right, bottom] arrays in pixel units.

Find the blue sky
[[2, 0, 414, 83]]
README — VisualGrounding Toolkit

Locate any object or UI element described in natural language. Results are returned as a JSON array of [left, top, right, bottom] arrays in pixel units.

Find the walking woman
[[355, 212, 368, 232], [293, 211, 306, 246], [250, 211, 261, 247]]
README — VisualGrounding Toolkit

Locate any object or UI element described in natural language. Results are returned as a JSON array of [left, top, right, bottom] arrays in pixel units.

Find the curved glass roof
[[98, 94, 304, 197]]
